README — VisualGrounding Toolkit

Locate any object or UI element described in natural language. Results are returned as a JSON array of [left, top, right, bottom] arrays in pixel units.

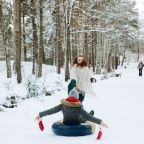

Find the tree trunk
[[40, 0, 45, 64], [55, 0, 61, 74], [65, 0, 71, 81], [84, 32, 89, 63], [31, 0, 38, 75], [94, 32, 98, 73], [22, 7, 27, 61], [91, 30, 96, 73], [121, 50, 126, 66], [106, 42, 112, 72], [5, 42, 12, 78], [137, 28, 139, 62], [38, 0, 43, 77], [0, 1, 12, 78], [15, 0, 22, 83]]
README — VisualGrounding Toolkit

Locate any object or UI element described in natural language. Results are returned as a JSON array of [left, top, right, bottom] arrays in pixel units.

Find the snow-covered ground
[[0, 62, 144, 144]]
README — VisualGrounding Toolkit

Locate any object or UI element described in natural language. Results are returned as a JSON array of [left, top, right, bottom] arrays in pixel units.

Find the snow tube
[[52, 122, 93, 136]]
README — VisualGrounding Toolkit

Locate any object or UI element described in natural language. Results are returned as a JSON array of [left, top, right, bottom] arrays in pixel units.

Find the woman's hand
[[101, 121, 108, 128]]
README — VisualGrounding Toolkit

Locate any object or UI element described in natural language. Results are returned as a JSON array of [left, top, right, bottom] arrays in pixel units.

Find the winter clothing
[[137, 62, 144, 69], [38, 120, 44, 131], [68, 88, 79, 99], [69, 64, 96, 101], [137, 62, 144, 76], [68, 80, 85, 102], [90, 110, 94, 116], [39, 99, 102, 125], [78, 93, 85, 102], [97, 128, 102, 140], [66, 97, 80, 102], [68, 79, 76, 94], [90, 78, 97, 83], [139, 69, 142, 76]]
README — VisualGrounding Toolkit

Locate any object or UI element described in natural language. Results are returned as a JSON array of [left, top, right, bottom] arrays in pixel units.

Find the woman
[[68, 55, 96, 102]]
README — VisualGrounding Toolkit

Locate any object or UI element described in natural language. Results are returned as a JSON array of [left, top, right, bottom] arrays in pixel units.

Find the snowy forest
[[0, 0, 144, 144], [0, 0, 142, 81]]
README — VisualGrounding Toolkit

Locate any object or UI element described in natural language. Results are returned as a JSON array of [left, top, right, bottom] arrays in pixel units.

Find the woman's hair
[[73, 55, 87, 67]]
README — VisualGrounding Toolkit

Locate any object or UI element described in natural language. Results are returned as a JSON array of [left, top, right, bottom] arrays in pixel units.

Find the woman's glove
[[90, 78, 97, 83]]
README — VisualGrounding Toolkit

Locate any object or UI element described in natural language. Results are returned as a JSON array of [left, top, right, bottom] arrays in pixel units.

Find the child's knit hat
[[68, 88, 79, 99]]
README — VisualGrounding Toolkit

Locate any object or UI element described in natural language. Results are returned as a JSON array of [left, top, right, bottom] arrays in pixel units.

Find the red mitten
[[39, 120, 44, 131], [97, 128, 102, 140]]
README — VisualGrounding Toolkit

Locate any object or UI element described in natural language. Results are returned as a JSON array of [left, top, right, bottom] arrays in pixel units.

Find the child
[[35, 88, 108, 128]]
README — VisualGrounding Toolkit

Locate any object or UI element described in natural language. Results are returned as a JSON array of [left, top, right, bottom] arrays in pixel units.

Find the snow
[[135, 0, 144, 18], [0, 62, 144, 144]]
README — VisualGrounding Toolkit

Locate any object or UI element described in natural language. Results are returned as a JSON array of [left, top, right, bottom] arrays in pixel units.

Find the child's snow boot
[[90, 110, 94, 116]]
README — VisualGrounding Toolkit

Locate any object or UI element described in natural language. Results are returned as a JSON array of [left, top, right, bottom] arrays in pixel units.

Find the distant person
[[35, 88, 108, 128], [137, 61, 144, 76], [68, 55, 96, 102]]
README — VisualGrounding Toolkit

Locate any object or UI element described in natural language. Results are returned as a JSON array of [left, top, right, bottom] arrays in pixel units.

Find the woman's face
[[77, 57, 84, 64]]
